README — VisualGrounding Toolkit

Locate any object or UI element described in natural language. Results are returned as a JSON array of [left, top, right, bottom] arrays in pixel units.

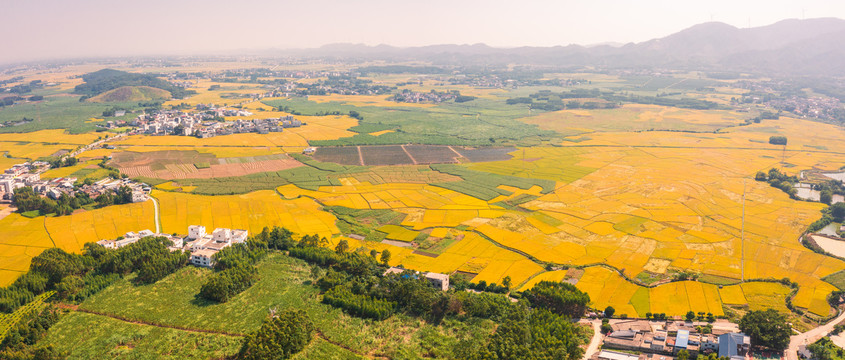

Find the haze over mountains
[[288, 18, 845, 76]]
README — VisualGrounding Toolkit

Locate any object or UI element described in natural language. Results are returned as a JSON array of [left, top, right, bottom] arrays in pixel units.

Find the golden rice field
[[0, 202, 156, 286], [153, 190, 338, 239], [39, 160, 99, 179], [307, 94, 436, 108]]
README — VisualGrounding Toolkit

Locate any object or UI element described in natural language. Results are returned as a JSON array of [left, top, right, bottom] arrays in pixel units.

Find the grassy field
[[73, 253, 494, 358], [0, 96, 131, 133], [41, 312, 244, 360], [263, 97, 557, 146]]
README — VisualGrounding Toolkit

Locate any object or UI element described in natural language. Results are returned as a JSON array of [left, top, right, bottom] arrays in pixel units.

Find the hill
[[85, 85, 171, 103], [74, 69, 193, 99]]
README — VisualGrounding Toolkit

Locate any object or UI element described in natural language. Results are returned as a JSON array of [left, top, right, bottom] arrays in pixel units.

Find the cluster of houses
[[391, 89, 457, 103], [129, 109, 303, 138], [77, 178, 149, 203], [94, 225, 249, 268], [595, 319, 750, 360], [0, 161, 50, 201], [0, 162, 148, 204], [185, 225, 249, 267], [96, 230, 183, 251]]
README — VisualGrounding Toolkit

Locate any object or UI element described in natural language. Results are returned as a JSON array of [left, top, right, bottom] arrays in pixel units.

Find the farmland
[[3, 61, 845, 343]]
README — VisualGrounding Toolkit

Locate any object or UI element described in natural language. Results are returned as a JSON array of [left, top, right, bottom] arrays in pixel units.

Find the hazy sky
[[3, 0, 845, 64]]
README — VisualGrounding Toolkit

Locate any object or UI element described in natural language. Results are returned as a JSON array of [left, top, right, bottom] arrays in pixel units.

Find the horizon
[[4, 0, 845, 64]]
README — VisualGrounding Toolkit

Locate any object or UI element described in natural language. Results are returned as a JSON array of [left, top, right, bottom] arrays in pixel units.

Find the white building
[[188, 225, 206, 240], [212, 228, 231, 243], [96, 239, 116, 249], [190, 249, 217, 267], [138, 229, 154, 238], [131, 190, 147, 203], [424, 272, 450, 291], [190, 235, 213, 252], [231, 229, 248, 243]]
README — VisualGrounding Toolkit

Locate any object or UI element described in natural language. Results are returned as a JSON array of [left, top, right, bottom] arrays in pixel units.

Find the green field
[[0, 96, 136, 133], [41, 312, 243, 360], [263, 97, 557, 147]]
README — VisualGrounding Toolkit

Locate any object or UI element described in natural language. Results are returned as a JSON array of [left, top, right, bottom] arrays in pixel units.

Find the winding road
[[786, 309, 845, 360], [582, 319, 603, 360]]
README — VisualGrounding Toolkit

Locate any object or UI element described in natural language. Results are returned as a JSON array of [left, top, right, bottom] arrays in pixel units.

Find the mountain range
[[286, 18, 845, 76]]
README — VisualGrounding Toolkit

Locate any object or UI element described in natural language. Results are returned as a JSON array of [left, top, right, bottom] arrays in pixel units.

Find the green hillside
[[86, 86, 171, 103]]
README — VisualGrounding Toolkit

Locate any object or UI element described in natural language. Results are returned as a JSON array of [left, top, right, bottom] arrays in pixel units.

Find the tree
[[677, 349, 690, 360], [755, 171, 767, 181], [334, 239, 349, 254], [821, 191, 833, 205], [238, 310, 314, 360], [502, 276, 512, 289], [686, 311, 696, 322], [646, 312, 652, 320], [523, 281, 591, 318], [380, 249, 391, 266], [769, 136, 788, 145], [739, 309, 791, 351], [831, 203, 845, 222], [604, 306, 615, 318]]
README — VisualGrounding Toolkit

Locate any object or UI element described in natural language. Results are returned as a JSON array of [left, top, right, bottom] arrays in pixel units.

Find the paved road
[[582, 319, 602, 360], [787, 309, 845, 360]]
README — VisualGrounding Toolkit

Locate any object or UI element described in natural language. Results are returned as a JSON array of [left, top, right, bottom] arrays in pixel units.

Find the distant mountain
[[74, 69, 193, 99], [290, 18, 845, 76]]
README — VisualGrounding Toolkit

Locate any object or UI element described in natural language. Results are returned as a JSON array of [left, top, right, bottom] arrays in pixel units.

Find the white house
[[424, 272, 450, 291], [138, 229, 154, 238], [231, 229, 249, 243], [190, 249, 217, 267], [131, 190, 147, 203], [190, 235, 213, 252], [188, 225, 206, 240], [96, 239, 116, 249]]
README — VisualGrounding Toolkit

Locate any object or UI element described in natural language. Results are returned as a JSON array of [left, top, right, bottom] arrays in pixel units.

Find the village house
[[190, 249, 217, 267]]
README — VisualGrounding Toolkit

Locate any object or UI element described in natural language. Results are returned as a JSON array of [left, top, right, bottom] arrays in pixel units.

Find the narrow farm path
[[581, 319, 602, 360], [400, 145, 418, 165], [150, 195, 161, 233]]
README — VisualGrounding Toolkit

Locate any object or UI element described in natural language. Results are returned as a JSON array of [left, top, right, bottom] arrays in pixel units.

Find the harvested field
[[313, 145, 514, 166], [404, 145, 461, 164], [453, 147, 515, 162], [112, 150, 303, 179], [312, 146, 362, 165], [361, 145, 413, 165]]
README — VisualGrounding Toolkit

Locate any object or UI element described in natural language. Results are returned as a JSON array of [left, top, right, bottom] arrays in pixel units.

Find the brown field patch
[[122, 158, 303, 179]]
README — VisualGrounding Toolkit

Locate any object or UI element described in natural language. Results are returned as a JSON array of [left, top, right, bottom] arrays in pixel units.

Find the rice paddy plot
[[376, 224, 420, 242], [154, 190, 338, 238]]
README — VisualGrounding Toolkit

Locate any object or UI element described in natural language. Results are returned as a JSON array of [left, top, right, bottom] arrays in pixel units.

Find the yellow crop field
[[39, 160, 99, 179], [369, 130, 394, 136], [307, 94, 435, 108], [44, 201, 156, 253], [719, 285, 747, 305], [0, 129, 100, 145], [154, 190, 338, 238]]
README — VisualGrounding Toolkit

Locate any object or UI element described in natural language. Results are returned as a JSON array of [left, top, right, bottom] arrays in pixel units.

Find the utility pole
[[741, 179, 746, 282]]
